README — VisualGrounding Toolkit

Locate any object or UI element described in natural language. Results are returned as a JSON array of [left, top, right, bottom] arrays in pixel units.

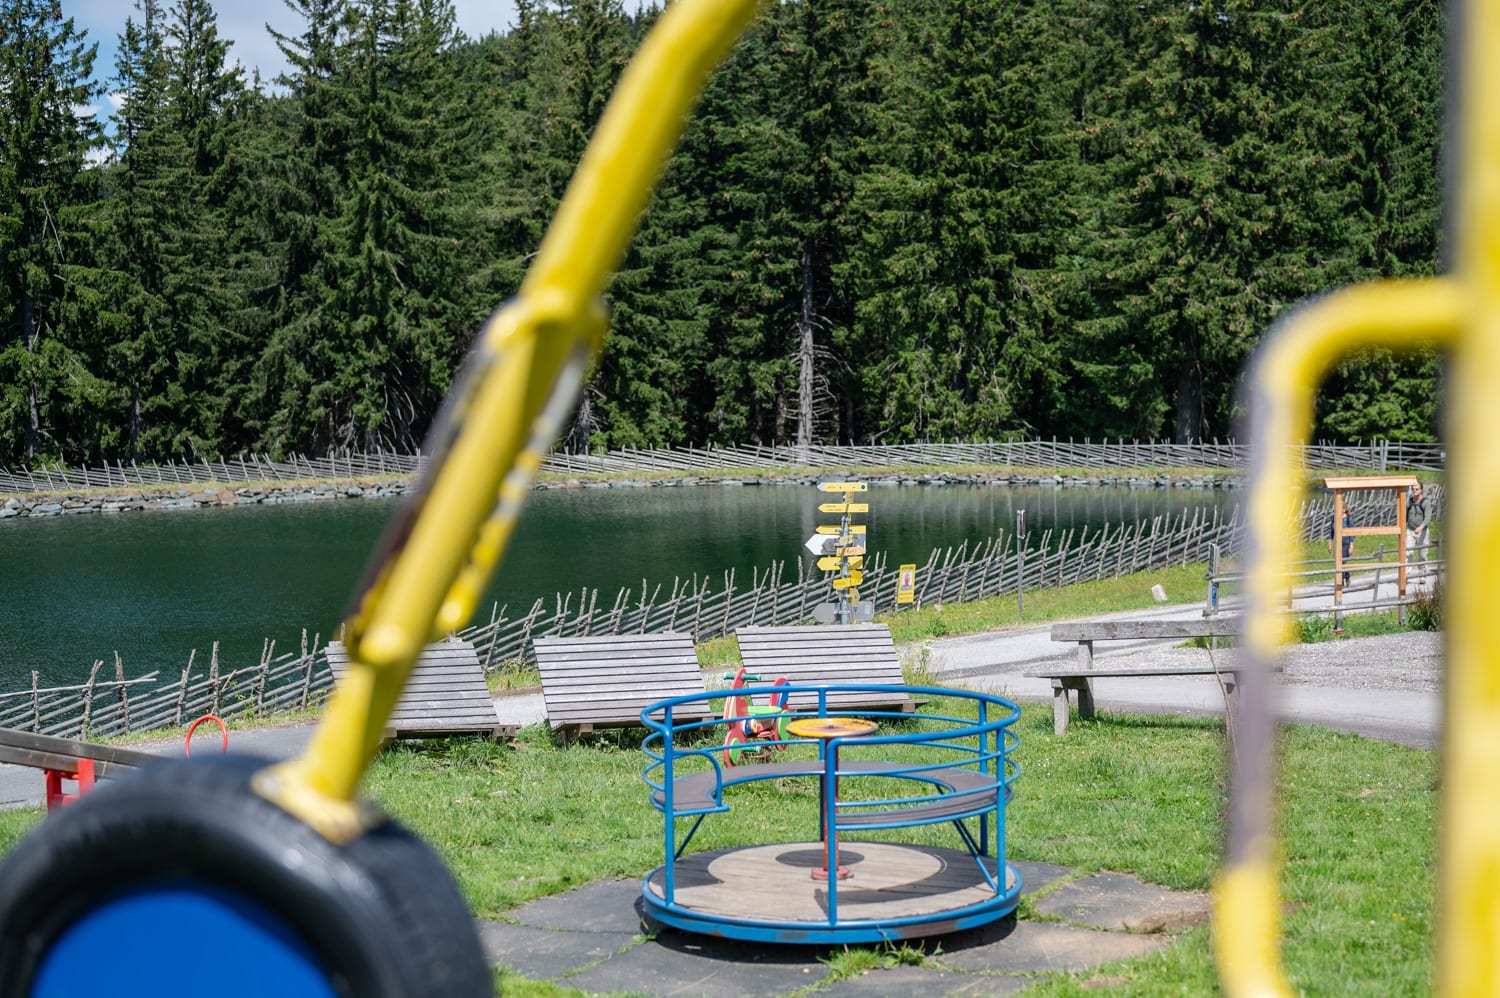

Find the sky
[[61, 1, 526, 117]]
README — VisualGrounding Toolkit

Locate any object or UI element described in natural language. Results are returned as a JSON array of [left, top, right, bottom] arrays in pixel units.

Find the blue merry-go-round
[[639, 681, 1022, 945]]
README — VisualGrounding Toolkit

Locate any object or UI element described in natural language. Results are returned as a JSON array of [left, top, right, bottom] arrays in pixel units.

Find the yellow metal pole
[[255, 0, 766, 840], [1217, 279, 1461, 997], [1438, 1, 1500, 992]]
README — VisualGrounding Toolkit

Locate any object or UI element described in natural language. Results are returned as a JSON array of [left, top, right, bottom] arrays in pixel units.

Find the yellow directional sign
[[831, 572, 864, 589], [818, 482, 868, 493], [818, 502, 869, 514], [836, 544, 866, 557], [818, 556, 863, 572], [816, 524, 866, 535]]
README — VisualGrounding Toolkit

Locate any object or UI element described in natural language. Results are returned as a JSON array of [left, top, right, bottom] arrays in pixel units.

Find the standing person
[[1407, 481, 1432, 563], [1327, 511, 1354, 587]]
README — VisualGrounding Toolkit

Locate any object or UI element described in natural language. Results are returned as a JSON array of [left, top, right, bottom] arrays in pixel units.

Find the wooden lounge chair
[[733, 623, 919, 713], [532, 632, 712, 739], [325, 638, 513, 741]]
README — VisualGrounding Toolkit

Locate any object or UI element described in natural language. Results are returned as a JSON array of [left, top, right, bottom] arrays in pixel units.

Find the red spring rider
[[720, 668, 791, 766]]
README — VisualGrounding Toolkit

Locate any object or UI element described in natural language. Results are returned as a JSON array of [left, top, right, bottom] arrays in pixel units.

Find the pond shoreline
[[0, 468, 1242, 521]]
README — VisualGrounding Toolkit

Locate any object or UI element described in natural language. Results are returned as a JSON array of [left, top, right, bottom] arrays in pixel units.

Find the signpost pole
[[816, 482, 868, 625], [1016, 509, 1027, 622]]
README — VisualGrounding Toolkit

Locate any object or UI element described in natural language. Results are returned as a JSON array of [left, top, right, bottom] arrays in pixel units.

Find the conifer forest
[[0, 0, 1445, 465]]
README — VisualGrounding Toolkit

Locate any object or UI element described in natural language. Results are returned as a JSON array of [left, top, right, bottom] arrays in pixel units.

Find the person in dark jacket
[[1406, 481, 1432, 563], [1328, 511, 1354, 587]]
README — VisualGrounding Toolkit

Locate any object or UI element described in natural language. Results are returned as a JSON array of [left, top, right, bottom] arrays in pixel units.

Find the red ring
[[184, 714, 229, 757]]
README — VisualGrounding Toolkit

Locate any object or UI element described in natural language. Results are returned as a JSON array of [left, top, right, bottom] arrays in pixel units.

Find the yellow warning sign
[[896, 563, 917, 605]]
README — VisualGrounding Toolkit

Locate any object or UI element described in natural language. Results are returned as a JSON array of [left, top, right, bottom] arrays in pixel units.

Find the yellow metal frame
[[1218, 2, 1491, 994], [253, 0, 767, 841]]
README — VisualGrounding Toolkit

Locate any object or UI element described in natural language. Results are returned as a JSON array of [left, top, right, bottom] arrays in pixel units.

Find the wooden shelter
[[1323, 475, 1421, 611]]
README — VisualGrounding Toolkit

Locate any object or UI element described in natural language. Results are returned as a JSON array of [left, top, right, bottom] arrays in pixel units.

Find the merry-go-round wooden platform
[[640, 683, 1025, 944], [642, 841, 1020, 944]]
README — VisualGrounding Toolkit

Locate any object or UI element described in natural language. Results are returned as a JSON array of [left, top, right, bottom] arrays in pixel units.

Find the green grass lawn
[[364, 701, 1433, 995]]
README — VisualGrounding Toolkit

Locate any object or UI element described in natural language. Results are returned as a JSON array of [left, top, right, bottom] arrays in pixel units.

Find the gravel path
[[1114, 630, 1443, 694]]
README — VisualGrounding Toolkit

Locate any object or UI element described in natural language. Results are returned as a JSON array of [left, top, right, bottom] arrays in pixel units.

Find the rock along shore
[[0, 469, 1242, 520]]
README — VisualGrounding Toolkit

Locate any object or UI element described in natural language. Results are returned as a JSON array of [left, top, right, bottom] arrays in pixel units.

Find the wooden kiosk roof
[[1322, 475, 1419, 491], [1321, 474, 1424, 616]]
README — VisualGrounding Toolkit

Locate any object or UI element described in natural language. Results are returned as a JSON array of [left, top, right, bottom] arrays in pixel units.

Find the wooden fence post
[[299, 631, 315, 709], [691, 575, 708, 638], [794, 559, 809, 621], [636, 581, 654, 634], [608, 589, 628, 635], [255, 640, 272, 715], [115, 652, 132, 732], [518, 599, 544, 659], [80, 660, 102, 738], [174, 649, 196, 729], [721, 569, 735, 637]]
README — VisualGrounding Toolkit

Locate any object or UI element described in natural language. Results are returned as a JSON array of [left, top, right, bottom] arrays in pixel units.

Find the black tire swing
[[0, 755, 489, 997]]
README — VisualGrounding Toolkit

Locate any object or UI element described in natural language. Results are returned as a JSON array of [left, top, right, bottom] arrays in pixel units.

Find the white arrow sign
[[804, 533, 836, 556]]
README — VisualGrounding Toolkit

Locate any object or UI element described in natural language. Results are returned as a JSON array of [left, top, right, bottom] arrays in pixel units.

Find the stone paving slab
[[1034, 871, 1211, 932], [563, 930, 833, 998], [505, 876, 647, 933], [815, 964, 1032, 996], [933, 918, 1171, 975], [481, 865, 1197, 996], [474, 919, 640, 981], [1010, 859, 1070, 896]]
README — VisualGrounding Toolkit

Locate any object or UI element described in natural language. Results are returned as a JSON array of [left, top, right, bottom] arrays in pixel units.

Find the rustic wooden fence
[[0, 451, 421, 494], [539, 439, 1444, 476], [3, 486, 1434, 740], [0, 636, 330, 742], [0, 439, 1444, 494]]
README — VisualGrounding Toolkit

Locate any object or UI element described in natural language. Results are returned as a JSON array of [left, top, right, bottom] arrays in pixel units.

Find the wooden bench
[[1027, 616, 1243, 735], [734, 624, 919, 713], [533, 632, 711, 739], [0, 727, 161, 811], [326, 638, 514, 741]]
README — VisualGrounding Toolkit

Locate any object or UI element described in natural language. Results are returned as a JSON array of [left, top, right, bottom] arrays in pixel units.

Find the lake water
[[1, 482, 1236, 690]]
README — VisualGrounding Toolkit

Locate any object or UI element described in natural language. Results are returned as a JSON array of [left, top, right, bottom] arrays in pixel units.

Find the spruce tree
[[1313, 0, 1444, 442], [1080, 0, 1349, 441], [250, 0, 357, 453], [98, 0, 182, 459], [0, 0, 106, 462], [844, 0, 1072, 442]]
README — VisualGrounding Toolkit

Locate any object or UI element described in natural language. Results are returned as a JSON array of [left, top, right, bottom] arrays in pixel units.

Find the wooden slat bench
[[734, 624, 919, 713], [0, 727, 162, 810], [533, 632, 711, 738], [326, 638, 514, 741], [1026, 616, 1243, 735]]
